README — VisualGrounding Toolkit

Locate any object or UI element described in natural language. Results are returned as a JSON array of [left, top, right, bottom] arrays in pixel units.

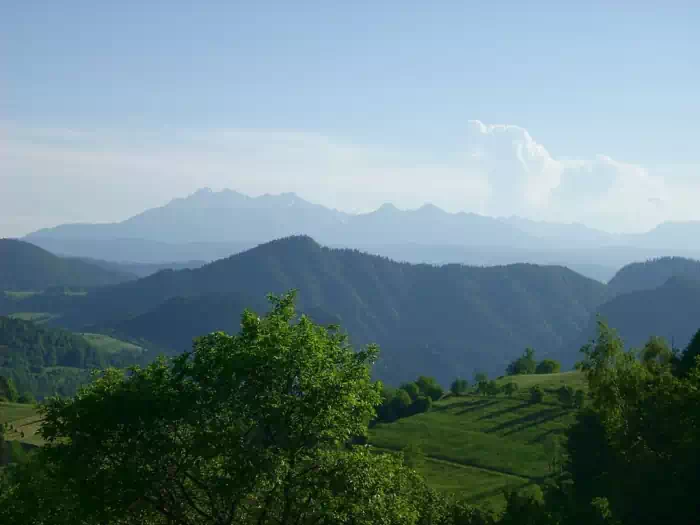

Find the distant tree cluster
[[506, 347, 561, 376], [376, 375, 442, 423]]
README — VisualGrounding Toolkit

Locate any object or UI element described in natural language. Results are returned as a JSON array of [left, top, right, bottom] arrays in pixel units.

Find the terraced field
[[369, 372, 586, 508], [0, 402, 43, 447]]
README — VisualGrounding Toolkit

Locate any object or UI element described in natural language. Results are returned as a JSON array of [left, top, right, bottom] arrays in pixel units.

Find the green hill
[[0, 316, 145, 399], [589, 276, 700, 352], [607, 256, 700, 296], [0, 238, 133, 291], [53, 236, 607, 385], [369, 372, 586, 508]]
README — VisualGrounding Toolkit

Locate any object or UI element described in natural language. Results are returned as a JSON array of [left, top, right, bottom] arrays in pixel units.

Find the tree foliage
[[535, 359, 561, 375], [528, 385, 544, 404], [450, 378, 469, 396], [1, 292, 454, 524], [506, 348, 537, 376]]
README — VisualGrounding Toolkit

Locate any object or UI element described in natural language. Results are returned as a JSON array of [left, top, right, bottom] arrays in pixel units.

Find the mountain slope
[[596, 276, 700, 352], [607, 256, 700, 296], [0, 239, 133, 291], [0, 316, 144, 399], [54, 236, 607, 385]]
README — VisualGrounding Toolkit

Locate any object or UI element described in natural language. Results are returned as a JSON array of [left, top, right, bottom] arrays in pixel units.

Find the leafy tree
[[561, 319, 700, 525], [475, 379, 490, 396], [573, 389, 586, 409], [0, 376, 18, 402], [17, 392, 35, 404], [402, 442, 426, 470], [676, 327, 700, 377], [411, 395, 432, 414], [474, 371, 488, 384], [506, 348, 537, 376], [391, 388, 413, 417], [400, 382, 421, 401], [415, 375, 444, 401], [450, 378, 469, 396], [557, 385, 575, 407], [503, 381, 519, 397], [529, 385, 544, 404], [536, 359, 561, 374], [9, 292, 439, 525], [639, 336, 673, 371], [485, 380, 501, 397]]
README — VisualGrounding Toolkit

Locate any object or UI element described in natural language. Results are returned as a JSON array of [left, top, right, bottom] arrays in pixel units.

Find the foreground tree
[[1, 292, 440, 525], [557, 320, 700, 525]]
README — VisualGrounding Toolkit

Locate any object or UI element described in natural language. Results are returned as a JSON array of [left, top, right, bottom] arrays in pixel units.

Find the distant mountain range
[[23, 188, 700, 282]]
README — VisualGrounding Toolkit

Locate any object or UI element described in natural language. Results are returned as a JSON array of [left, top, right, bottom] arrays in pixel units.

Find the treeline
[[375, 376, 444, 423]]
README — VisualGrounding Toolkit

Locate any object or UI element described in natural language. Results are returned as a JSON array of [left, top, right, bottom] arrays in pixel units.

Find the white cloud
[[463, 120, 697, 233], [1, 121, 698, 237]]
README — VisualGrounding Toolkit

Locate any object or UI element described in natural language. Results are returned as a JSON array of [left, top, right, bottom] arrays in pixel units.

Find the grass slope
[[80, 333, 144, 354], [0, 238, 132, 291], [0, 402, 42, 447], [369, 372, 585, 508]]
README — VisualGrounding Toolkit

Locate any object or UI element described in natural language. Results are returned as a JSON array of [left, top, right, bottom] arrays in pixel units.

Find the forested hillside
[[0, 239, 132, 291], [0, 316, 144, 399], [50, 236, 607, 384], [607, 256, 700, 296]]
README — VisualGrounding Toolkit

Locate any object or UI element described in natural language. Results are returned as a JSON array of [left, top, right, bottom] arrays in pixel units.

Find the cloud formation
[[1, 121, 697, 237]]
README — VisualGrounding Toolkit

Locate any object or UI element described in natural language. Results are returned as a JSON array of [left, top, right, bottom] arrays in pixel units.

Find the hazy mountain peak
[[416, 203, 445, 215]]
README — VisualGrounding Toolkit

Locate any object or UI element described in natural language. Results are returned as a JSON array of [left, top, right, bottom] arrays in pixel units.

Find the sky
[[2, 1, 700, 237]]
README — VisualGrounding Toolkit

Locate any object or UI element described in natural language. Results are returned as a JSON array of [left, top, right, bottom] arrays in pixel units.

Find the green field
[[80, 333, 144, 354], [495, 371, 587, 392], [2, 290, 40, 300], [0, 402, 43, 447], [369, 372, 585, 508], [8, 312, 59, 324]]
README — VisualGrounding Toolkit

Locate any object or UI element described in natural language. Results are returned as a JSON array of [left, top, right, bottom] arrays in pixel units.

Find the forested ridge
[[48, 236, 608, 384], [5, 237, 700, 387], [0, 239, 132, 291]]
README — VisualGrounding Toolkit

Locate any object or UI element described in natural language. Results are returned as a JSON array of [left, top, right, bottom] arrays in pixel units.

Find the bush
[[503, 381, 519, 397], [17, 392, 35, 405], [574, 389, 586, 409], [411, 395, 432, 414], [506, 348, 537, 375], [416, 376, 444, 401], [400, 382, 420, 401], [557, 385, 575, 407], [390, 389, 413, 417], [536, 359, 561, 374], [450, 378, 469, 396], [485, 380, 501, 397], [529, 385, 545, 403]]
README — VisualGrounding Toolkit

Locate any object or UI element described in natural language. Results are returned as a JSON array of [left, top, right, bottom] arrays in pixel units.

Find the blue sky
[[2, 1, 700, 236]]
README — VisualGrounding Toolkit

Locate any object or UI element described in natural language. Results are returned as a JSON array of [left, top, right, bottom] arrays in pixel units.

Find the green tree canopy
[[415, 376, 444, 401], [450, 378, 469, 396], [535, 359, 561, 375], [506, 348, 537, 376], [400, 381, 420, 401], [502, 381, 519, 397], [2, 292, 440, 525]]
